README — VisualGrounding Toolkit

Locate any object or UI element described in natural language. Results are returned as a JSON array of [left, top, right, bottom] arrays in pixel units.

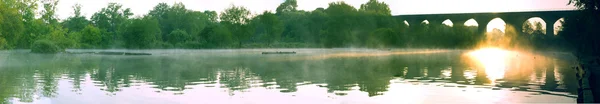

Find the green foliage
[[168, 29, 191, 46], [367, 28, 397, 48], [0, 1, 514, 50], [0, 3, 25, 49], [561, 0, 600, 56], [40, 0, 59, 25], [220, 5, 253, 47], [0, 37, 7, 50], [39, 26, 78, 49], [201, 24, 234, 48], [568, 0, 600, 10], [91, 3, 133, 44], [359, 0, 391, 16], [149, 3, 208, 43], [251, 11, 284, 44], [276, 0, 297, 14], [31, 40, 63, 53], [220, 5, 251, 25], [323, 2, 358, 47], [80, 25, 102, 48], [62, 4, 89, 32], [122, 17, 160, 49]]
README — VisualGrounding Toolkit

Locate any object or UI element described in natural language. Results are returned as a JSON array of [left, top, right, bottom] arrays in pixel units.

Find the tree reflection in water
[[0, 49, 579, 103]]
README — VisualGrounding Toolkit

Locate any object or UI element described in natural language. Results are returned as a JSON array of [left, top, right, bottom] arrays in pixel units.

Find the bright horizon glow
[[54, 0, 575, 20]]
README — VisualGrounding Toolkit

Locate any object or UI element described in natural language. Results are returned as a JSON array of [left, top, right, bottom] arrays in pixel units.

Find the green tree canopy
[[122, 17, 160, 49], [62, 4, 89, 32], [91, 3, 133, 40], [251, 11, 284, 44], [359, 0, 391, 15], [276, 0, 298, 14]]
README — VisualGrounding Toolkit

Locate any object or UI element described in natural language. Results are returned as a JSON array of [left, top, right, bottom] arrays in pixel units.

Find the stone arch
[[486, 18, 507, 33], [553, 18, 565, 35], [464, 18, 479, 27], [522, 17, 547, 35], [442, 19, 453, 27], [422, 20, 430, 25]]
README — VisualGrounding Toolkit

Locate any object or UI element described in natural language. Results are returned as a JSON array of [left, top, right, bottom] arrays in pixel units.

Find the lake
[[0, 49, 579, 104]]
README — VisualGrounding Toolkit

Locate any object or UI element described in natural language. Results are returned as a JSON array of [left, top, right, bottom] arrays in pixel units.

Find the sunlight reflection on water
[[467, 48, 511, 82]]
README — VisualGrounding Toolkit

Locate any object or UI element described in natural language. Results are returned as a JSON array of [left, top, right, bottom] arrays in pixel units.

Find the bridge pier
[[452, 19, 468, 27], [475, 17, 493, 35], [544, 17, 560, 37]]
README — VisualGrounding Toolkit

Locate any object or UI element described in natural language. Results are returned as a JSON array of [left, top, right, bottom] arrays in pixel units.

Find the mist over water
[[0, 48, 577, 104]]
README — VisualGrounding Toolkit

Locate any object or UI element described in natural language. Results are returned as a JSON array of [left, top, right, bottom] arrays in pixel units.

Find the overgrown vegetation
[[30, 40, 63, 53], [0, 0, 489, 50]]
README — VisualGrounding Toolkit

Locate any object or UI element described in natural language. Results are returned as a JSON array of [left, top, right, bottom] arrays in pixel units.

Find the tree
[[359, 0, 391, 16], [39, 26, 77, 49], [220, 5, 251, 25], [148, 3, 208, 45], [323, 2, 358, 47], [168, 29, 191, 46], [562, 0, 600, 103], [366, 28, 396, 48], [121, 17, 160, 49], [40, 0, 59, 25], [220, 5, 253, 47], [201, 24, 234, 48], [91, 3, 133, 46], [204, 11, 218, 23], [278, 11, 311, 43], [276, 0, 297, 14], [62, 4, 89, 32], [251, 11, 284, 44], [0, 3, 25, 49], [79, 25, 102, 48]]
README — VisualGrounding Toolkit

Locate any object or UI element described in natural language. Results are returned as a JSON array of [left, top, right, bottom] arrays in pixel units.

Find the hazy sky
[[55, 0, 575, 20]]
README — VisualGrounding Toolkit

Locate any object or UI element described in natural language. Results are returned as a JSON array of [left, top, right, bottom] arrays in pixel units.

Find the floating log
[[261, 51, 296, 54], [67, 51, 151, 55], [98, 52, 152, 55]]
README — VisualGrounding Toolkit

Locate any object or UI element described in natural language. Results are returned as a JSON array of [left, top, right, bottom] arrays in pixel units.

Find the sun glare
[[468, 48, 510, 81]]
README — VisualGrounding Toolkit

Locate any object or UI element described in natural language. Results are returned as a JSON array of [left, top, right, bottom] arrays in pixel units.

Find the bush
[[0, 37, 8, 50], [31, 40, 63, 53]]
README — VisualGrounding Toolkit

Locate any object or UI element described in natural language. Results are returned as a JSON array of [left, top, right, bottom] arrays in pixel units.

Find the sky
[[55, 0, 575, 20]]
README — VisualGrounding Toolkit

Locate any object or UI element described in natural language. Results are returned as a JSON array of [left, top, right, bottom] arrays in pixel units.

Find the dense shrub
[[31, 40, 63, 53]]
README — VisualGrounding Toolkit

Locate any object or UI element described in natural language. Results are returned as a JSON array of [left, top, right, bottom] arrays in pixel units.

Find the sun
[[468, 48, 510, 81]]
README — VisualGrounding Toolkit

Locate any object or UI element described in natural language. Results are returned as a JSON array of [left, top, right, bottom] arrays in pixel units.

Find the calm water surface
[[0, 49, 579, 104]]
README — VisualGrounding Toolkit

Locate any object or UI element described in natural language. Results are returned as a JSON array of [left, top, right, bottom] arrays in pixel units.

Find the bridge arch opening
[[465, 18, 478, 27], [442, 19, 453, 27], [522, 17, 547, 35], [422, 20, 430, 25], [487, 18, 506, 33], [553, 18, 565, 35]]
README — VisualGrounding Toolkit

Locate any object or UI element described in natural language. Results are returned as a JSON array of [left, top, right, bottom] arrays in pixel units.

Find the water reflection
[[0, 49, 578, 103]]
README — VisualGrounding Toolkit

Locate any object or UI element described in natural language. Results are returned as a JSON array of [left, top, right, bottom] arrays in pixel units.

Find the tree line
[[1, 0, 546, 50]]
